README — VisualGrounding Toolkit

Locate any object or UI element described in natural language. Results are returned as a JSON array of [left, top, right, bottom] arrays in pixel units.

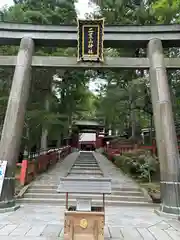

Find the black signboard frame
[[77, 18, 104, 62]]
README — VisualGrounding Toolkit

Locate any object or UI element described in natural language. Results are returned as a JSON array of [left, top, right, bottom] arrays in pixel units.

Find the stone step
[[17, 198, 156, 207], [72, 167, 100, 170], [71, 168, 101, 171], [112, 186, 142, 192], [30, 184, 142, 192], [73, 162, 99, 167], [75, 162, 98, 164], [74, 162, 98, 165], [24, 193, 147, 202], [74, 164, 98, 167], [75, 160, 97, 162], [75, 164, 98, 166], [73, 167, 99, 169], [27, 188, 144, 196], [67, 174, 103, 177], [75, 159, 97, 161], [30, 184, 58, 189], [73, 165, 98, 168], [69, 170, 103, 175]]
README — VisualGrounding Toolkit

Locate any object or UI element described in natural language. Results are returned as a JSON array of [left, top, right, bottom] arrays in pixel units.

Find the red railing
[[16, 146, 71, 186], [104, 138, 180, 160], [104, 142, 157, 160]]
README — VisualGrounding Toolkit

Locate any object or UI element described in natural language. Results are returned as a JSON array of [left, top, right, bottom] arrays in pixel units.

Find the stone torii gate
[[0, 22, 180, 215]]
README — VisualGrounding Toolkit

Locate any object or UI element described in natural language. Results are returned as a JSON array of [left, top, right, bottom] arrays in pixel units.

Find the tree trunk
[[56, 138, 61, 148], [40, 97, 49, 151], [129, 85, 136, 138]]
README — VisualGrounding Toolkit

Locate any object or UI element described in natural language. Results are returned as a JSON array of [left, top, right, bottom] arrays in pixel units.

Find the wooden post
[[152, 139, 156, 155], [148, 38, 180, 215], [0, 37, 34, 209], [20, 160, 28, 186]]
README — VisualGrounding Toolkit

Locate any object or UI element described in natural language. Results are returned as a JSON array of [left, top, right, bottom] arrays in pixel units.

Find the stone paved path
[[0, 205, 180, 239], [0, 152, 180, 239], [32, 152, 139, 188], [32, 152, 79, 185], [94, 152, 142, 188]]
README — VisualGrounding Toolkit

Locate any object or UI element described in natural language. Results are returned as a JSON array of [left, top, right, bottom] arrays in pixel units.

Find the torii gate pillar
[[0, 37, 34, 209], [148, 38, 180, 215]]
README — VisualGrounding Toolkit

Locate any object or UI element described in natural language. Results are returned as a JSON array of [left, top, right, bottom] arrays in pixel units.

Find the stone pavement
[[19, 151, 151, 206], [1, 152, 180, 239], [94, 152, 142, 188], [0, 205, 180, 239], [31, 152, 139, 188], [33, 152, 79, 185]]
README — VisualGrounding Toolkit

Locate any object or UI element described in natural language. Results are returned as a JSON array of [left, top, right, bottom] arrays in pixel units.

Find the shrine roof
[[73, 120, 104, 130]]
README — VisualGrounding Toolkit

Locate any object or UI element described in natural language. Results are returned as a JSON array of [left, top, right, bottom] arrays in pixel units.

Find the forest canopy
[[0, 0, 180, 152]]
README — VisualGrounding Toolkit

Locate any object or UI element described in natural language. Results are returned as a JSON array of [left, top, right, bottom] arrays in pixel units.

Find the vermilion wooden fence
[[16, 146, 71, 186], [104, 141, 158, 160], [105, 138, 180, 159]]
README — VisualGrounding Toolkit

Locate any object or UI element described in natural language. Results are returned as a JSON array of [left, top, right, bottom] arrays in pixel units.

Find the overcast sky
[[0, 0, 94, 18]]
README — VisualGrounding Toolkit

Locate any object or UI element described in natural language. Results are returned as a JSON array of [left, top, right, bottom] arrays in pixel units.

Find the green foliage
[[0, 0, 97, 151], [91, 0, 180, 138], [87, 0, 158, 135], [151, 0, 180, 24], [2, 0, 77, 24], [114, 150, 158, 182], [0, 0, 180, 153]]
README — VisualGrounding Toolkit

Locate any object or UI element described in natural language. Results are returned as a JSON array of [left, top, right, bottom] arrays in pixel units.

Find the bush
[[114, 149, 159, 182]]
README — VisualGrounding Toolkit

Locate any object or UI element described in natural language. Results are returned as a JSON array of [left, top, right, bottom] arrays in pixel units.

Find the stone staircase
[[17, 182, 154, 207], [17, 152, 155, 207]]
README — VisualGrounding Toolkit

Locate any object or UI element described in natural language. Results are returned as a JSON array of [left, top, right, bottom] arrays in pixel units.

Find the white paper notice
[[76, 198, 92, 211], [0, 160, 7, 197]]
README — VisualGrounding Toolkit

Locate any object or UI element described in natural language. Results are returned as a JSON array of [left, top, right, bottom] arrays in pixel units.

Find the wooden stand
[[64, 211, 104, 240], [57, 177, 111, 240]]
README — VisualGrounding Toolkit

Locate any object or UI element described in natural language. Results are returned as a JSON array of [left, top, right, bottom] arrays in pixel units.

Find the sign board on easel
[[0, 160, 7, 197]]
